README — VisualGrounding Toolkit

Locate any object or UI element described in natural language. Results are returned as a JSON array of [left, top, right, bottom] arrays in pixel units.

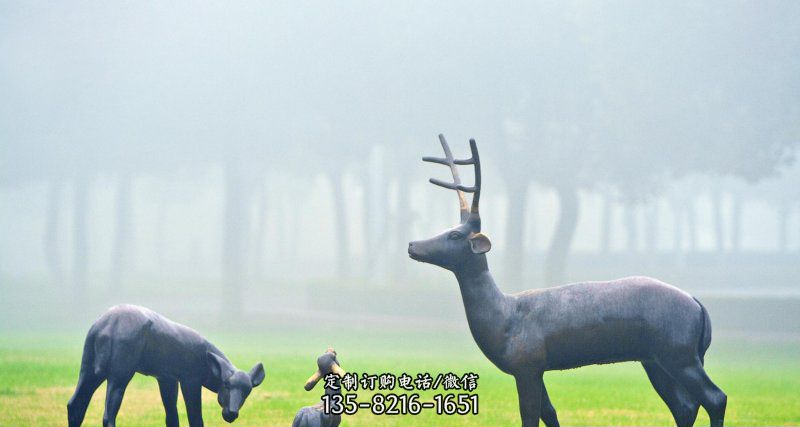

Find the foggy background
[[1, 1, 799, 333]]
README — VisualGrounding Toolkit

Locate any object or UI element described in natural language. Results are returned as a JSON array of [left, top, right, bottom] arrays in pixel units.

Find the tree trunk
[[644, 202, 659, 255], [360, 167, 374, 278], [275, 180, 289, 273], [711, 189, 725, 253], [252, 178, 268, 280], [778, 201, 790, 253], [330, 171, 350, 279], [287, 187, 303, 272], [686, 198, 697, 253], [544, 183, 579, 286], [110, 171, 132, 292], [222, 161, 248, 317], [625, 204, 638, 253], [73, 174, 89, 293], [730, 193, 742, 253], [599, 190, 612, 254], [391, 172, 413, 284], [504, 180, 528, 286], [285, 185, 298, 273], [672, 199, 685, 269], [154, 183, 167, 271], [44, 180, 62, 284], [363, 146, 386, 279]]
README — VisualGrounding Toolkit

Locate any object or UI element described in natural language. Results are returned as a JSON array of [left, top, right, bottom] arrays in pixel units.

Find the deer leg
[[540, 383, 560, 427], [658, 357, 727, 427], [515, 372, 543, 427], [102, 372, 134, 427], [158, 378, 180, 427], [643, 361, 699, 427], [181, 381, 205, 427], [67, 370, 104, 427]]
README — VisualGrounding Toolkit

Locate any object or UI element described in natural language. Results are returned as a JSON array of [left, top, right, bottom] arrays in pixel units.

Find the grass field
[[0, 327, 798, 427]]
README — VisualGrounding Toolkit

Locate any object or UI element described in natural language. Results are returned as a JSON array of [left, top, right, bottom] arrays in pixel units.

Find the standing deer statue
[[67, 305, 265, 427], [408, 135, 727, 427]]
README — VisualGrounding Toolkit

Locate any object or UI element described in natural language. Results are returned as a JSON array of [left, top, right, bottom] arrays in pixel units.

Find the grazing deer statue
[[408, 135, 727, 427], [292, 348, 346, 427], [67, 305, 265, 427]]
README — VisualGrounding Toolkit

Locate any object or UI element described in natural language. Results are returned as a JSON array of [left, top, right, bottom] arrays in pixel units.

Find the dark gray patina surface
[[292, 348, 345, 427], [409, 136, 727, 427], [67, 304, 265, 427]]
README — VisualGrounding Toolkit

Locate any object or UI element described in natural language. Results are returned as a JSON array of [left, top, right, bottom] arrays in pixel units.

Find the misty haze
[[1, 2, 798, 426]]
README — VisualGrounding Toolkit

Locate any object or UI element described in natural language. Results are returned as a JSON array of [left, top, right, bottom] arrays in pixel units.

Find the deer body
[[410, 136, 726, 427], [67, 305, 265, 427], [457, 271, 708, 373]]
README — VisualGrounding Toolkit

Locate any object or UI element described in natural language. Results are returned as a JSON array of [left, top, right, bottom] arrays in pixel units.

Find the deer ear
[[249, 362, 265, 387], [469, 233, 492, 254], [206, 352, 225, 381], [304, 370, 323, 391]]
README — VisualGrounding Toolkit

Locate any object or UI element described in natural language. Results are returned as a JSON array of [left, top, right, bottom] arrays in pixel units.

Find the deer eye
[[448, 231, 464, 240]]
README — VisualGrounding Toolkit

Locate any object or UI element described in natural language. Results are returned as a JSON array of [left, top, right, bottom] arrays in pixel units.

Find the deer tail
[[82, 323, 110, 378], [693, 297, 712, 364], [77, 327, 97, 376]]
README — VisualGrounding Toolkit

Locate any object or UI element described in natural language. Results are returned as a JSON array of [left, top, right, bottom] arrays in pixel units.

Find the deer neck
[[203, 343, 234, 392], [453, 256, 511, 362]]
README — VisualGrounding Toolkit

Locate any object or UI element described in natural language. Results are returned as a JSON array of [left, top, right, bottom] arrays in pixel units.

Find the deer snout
[[222, 408, 239, 422], [408, 242, 418, 259]]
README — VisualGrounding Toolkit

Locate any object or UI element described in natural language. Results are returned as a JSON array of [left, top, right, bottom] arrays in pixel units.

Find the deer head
[[303, 347, 345, 391], [206, 352, 265, 423], [408, 135, 491, 271]]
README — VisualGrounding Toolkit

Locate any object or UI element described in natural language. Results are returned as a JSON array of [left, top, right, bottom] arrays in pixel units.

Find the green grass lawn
[[0, 329, 798, 426]]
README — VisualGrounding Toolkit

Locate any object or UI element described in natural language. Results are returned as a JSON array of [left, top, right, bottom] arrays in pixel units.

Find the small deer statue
[[67, 305, 265, 427], [292, 348, 346, 427], [408, 135, 727, 427]]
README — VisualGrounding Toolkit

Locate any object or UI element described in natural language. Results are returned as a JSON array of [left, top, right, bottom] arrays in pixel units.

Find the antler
[[467, 138, 481, 216], [422, 135, 482, 225]]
